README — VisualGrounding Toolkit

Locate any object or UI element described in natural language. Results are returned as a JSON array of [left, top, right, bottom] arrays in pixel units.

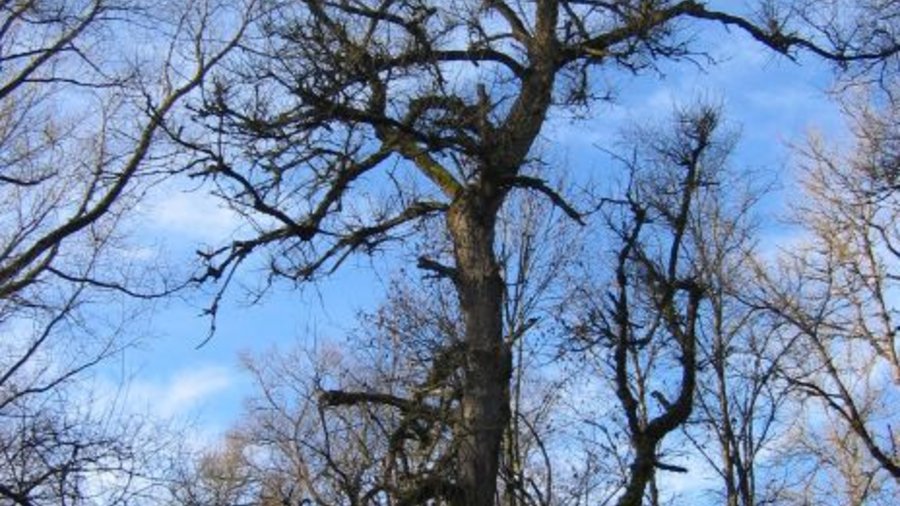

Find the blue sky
[[99, 18, 854, 497]]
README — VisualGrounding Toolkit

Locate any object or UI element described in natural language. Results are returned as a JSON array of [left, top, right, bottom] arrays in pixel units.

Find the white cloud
[[162, 365, 234, 416], [125, 364, 235, 418], [145, 190, 239, 242]]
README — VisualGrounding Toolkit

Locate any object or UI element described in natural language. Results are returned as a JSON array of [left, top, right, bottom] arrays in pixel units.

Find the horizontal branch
[[503, 176, 584, 224], [417, 256, 458, 281], [655, 461, 689, 474], [319, 389, 438, 419]]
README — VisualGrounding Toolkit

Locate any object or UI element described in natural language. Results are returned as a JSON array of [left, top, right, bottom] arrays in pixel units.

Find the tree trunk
[[448, 189, 512, 506], [617, 437, 657, 506]]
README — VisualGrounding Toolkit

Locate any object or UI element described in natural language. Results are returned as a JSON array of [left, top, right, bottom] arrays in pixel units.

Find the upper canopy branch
[[558, 1, 900, 68], [682, 3, 900, 63], [484, 0, 532, 45], [190, 0, 900, 343]]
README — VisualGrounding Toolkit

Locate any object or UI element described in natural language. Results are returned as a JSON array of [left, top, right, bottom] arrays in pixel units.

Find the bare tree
[[569, 105, 738, 506], [676, 161, 799, 506], [176, 187, 584, 506], [167, 429, 297, 506], [179, 2, 900, 503], [754, 90, 900, 496], [771, 403, 898, 505], [0, 0, 255, 503], [0, 389, 177, 506], [686, 302, 799, 506]]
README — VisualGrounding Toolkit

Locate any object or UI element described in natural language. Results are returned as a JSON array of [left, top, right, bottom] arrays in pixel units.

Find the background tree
[[167, 430, 294, 506], [0, 0, 255, 503], [679, 156, 795, 506], [685, 283, 797, 506], [568, 105, 735, 506], [773, 404, 897, 505], [752, 89, 900, 502], [182, 1, 900, 503]]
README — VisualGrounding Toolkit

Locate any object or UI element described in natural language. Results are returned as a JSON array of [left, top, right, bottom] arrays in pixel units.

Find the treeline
[[1, 1, 899, 505]]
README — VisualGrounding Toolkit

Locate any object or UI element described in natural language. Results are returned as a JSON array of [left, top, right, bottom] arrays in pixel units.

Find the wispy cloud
[[124, 364, 236, 419], [162, 365, 234, 416], [145, 190, 239, 242]]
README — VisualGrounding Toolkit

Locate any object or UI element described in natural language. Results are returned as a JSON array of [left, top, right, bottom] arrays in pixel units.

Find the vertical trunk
[[617, 437, 657, 506], [723, 448, 739, 506], [738, 431, 755, 506], [714, 323, 739, 506], [711, 294, 742, 506], [737, 463, 754, 506], [615, 290, 701, 506], [504, 335, 526, 506], [448, 191, 512, 506], [648, 472, 660, 506]]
